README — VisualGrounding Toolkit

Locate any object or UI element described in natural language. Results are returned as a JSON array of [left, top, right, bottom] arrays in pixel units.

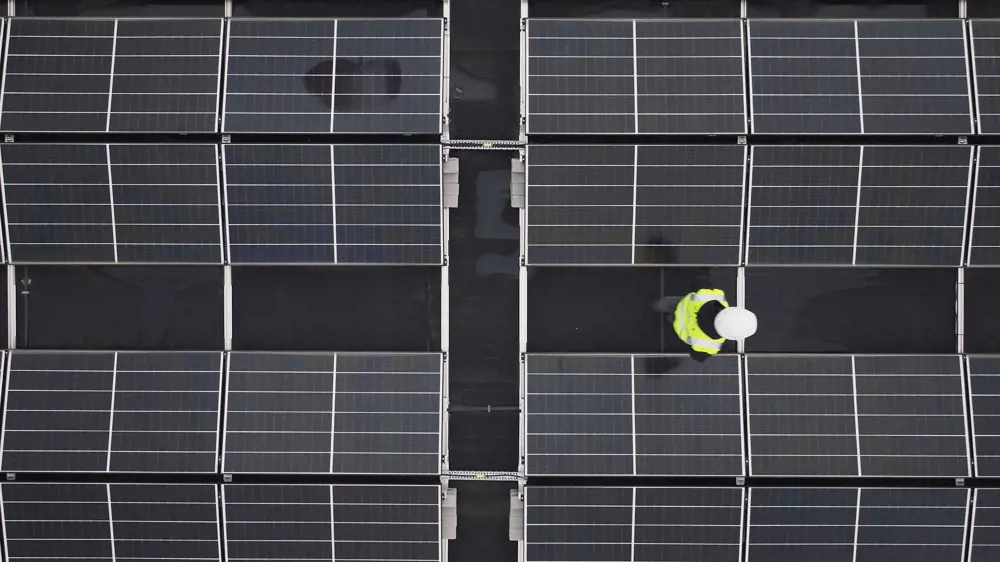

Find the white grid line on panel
[[105, 20, 118, 133]]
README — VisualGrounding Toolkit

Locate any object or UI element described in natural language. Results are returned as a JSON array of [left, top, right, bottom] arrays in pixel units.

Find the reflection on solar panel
[[745, 355, 969, 477], [223, 19, 443, 134], [971, 147, 1000, 265], [2, 143, 223, 264], [222, 144, 442, 265], [746, 145, 972, 266], [971, 21, 1000, 134], [222, 484, 440, 562], [526, 19, 746, 134], [972, 489, 1000, 562], [525, 354, 743, 476], [748, 19, 973, 134], [0, 483, 221, 562], [223, 352, 442, 475], [968, 356, 1000, 476], [524, 487, 744, 562], [1, 351, 223, 473], [525, 144, 746, 266], [746, 488, 969, 562], [1, 18, 223, 133]]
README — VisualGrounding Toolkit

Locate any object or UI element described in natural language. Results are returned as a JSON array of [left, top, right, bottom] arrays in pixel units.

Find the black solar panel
[[748, 19, 973, 135], [746, 145, 972, 266], [971, 21, 1000, 134], [1, 351, 223, 473], [222, 144, 442, 265], [971, 147, 1000, 265], [223, 352, 442, 475], [222, 19, 443, 134], [972, 489, 1000, 562], [968, 356, 1000, 476], [222, 484, 440, 562], [1, 483, 220, 562], [747, 488, 969, 562], [525, 144, 746, 266], [524, 487, 744, 562], [526, 19, 746, 135], [745, 355, 969, 477], [1, 18, 223, 133], [2, 143, 223, 264], [525, 354, 743, 476]]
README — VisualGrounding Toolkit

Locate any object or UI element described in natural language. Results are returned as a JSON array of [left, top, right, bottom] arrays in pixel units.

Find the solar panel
[[222, 484, 441, 562], [2, 143, 223, 264], [968, 356, 1000, 476], [525, 19, 746, 135], [1, 18, 223, 133], [525, 144, 746, 266], [222, 19, 443, 134], [746, 488, 969, 562], [971, 21, 1000, 134], [746, 145, 972, 266], [970, 147, 1000, 266], [222, 352, 442, 475], [747, 19, 973, 135], [222, 144, 442, 265], [1, 351, 223, 473], [972, 489, 1000, 562], [524, 486, 744, 562], [745, 355, 969, 477], [524, 354, 744, 476], [1, 483, 221, 562]]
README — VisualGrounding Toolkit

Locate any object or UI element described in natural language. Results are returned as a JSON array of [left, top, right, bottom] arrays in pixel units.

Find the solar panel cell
[[972, 21, 1000, 134], [525, 487, 743, 562], [223, 144, 442, 265], [2, 19, 113, 132], [223, 18, 443, 134], [525, 354, 743, 476], [1, 483, 221, 562], [972, 489, 1000, 562], [746, 354, 968, 477], [108, 19, 222, 132], [1, 351, 222, 473], [856, 20, 973, 135], [747, 488, 969, 562], [971, 147, 1000, 265], [526, 144, 745, 266], [748, 20, 862, 134], [222, 484, 440, 562], [223, 352, 441, 475], [527, 19, 746, 135], [969, 356, 1000, 476], [746, 145, 972, 266]]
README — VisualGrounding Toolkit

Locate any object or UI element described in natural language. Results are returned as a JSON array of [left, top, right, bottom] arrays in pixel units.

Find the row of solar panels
[[0, 143, 443, 265], [525, 486, 995, 562], [525, 353, 1000, 478], [526, 18, 1000, 135], [0, 351, 444, 475], [0, 483, 442, 562], [0, 17, 445, 134], [525, 144, 1000, 266]]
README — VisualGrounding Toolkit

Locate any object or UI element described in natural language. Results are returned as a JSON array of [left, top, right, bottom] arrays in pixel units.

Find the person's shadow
[[304, 58, 402, 110]]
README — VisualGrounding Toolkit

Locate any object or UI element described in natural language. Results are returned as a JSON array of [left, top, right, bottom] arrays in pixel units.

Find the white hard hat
[[714, 307, 758, 340]]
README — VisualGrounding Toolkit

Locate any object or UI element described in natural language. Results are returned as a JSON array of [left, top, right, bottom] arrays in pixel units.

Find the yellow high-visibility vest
[[672, 289, 728, 354]]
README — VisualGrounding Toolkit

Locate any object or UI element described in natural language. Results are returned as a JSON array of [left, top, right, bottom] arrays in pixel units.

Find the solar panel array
[[223, 144, 443, 265], [526, 19, 747, 135], [1, 18, 223, 133], [223, 352, 442, 475], [524, 145, 746, 266], [525, 354, 745, 476], [223, 18, 443, 134]]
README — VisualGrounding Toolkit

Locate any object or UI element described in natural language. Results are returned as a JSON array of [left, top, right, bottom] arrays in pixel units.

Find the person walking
[[655, 278, 757, 362]]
